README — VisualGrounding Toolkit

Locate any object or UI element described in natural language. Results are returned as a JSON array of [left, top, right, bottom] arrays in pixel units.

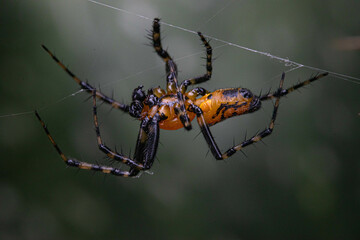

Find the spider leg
[[152, 18, 179, 93], [41, 45, 130, 114], [191, 73, 285, 160], [186, 87, 209, 100], [152, 18, 192, 130], [131, 113, 160, 174], [92, 91, 150, 170], [180, 32, 213, 93], [35, 111, 139, 177], [260, 72, 328, 101]]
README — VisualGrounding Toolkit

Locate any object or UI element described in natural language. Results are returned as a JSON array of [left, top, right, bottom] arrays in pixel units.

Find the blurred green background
[[1, 0, 359, 239]]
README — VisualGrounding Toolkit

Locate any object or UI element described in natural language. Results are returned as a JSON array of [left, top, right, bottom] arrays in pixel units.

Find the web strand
[[195, 0, 235, 31], [0, 111, 35, 119], [1, 1, 359, 119], [102, 44, 228, 88], [0, 90, 84, 119], [87, 0, 360, 84], [0, 43, 228, 119]]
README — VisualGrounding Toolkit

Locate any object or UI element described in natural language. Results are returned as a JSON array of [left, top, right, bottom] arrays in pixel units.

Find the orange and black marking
[[152, 18, 171, 63], [193, 88, 259, 126], [37, 18, 328, 177]]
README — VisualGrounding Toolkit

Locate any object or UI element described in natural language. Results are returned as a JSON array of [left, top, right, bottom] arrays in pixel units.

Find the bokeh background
[[1, 0, 359, 239]]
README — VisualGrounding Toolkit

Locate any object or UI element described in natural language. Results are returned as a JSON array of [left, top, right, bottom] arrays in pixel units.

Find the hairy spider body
[[142, 94, 196, 130], [139, 87, 259, 130], [37, 18, 328, 177]]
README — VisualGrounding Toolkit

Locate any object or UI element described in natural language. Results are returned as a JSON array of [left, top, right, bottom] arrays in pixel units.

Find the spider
[[36, 18, 328, 178]]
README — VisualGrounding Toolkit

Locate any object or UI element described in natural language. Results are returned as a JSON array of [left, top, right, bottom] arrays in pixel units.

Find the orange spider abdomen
[[141, 88, 258, 130], [195, 88, 256, 126]]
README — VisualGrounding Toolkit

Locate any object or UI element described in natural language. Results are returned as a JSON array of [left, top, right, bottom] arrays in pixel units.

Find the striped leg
[[180, 32, 213, 93], [192, 73, 285, 160], [152, 18, 179, 93], [260, 72, 328, 101], [186, 87, 209, 100], [35, 111, 139, 177], [126, 113, 161, 176], [92, 91, 148, 170], [41, 45, 130, 113], [134, 114, 160, 167], [152, 18, 192, 130]]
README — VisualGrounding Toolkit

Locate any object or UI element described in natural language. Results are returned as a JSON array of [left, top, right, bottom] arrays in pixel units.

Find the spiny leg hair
[[192, 73, 285, 160], [41, 45, 130, 113]]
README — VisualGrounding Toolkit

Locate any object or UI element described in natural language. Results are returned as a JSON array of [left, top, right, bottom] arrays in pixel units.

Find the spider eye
[[239, 88, 253, 99], [132, 85, 146, 102]]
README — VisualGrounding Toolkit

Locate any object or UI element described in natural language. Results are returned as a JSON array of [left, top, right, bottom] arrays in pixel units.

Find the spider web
[[0, 0, 359, 119], [87, 0, 360, 84]]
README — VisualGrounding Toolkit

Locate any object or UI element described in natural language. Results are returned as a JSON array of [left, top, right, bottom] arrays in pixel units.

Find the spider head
[[130, 86, 146, 118]]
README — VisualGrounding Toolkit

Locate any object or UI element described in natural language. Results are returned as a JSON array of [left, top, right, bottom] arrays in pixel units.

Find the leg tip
[[281, 72, 285, 79], [322, 72, 329, 77], [34, 110, 40, 119], [185, 125, 192, 131], [41, 44, 48, 51]]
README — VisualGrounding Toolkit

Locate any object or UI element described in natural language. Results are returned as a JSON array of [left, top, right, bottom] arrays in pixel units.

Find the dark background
[[1, 0, 359, 239]]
